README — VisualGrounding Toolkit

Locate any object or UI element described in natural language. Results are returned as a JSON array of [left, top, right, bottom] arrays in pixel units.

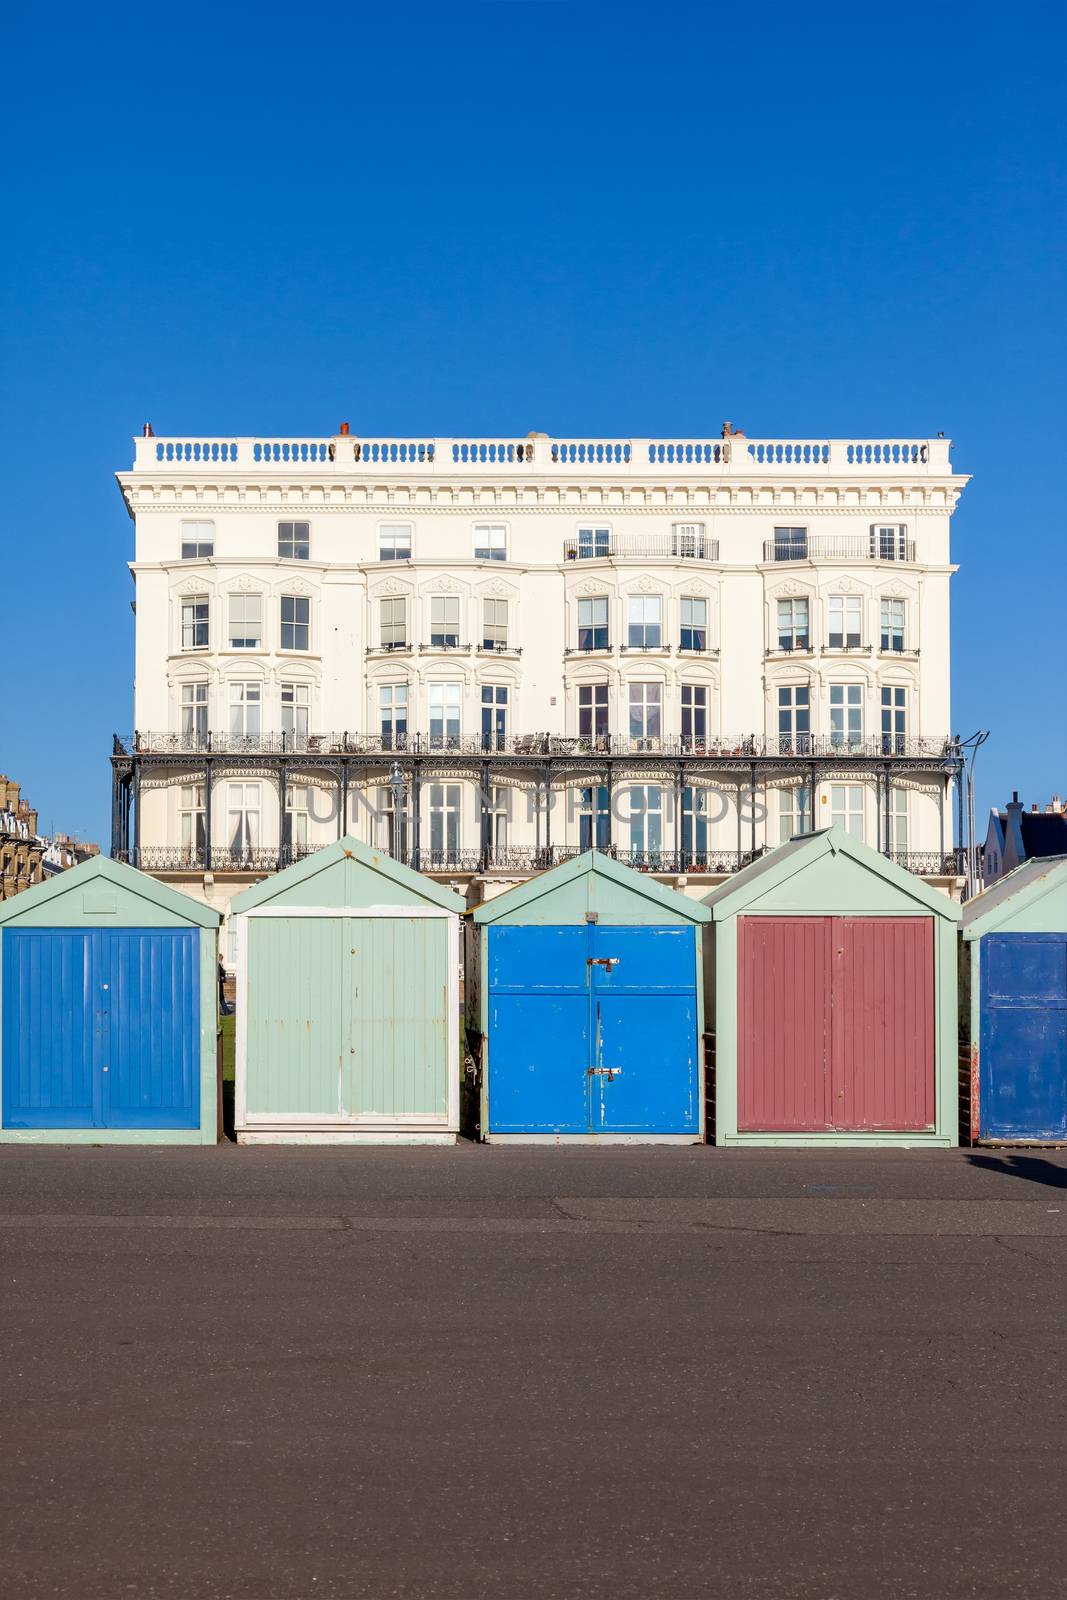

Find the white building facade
[[113, 430, 969, 938]]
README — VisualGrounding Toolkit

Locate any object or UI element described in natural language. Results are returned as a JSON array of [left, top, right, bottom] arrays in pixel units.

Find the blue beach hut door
[[980, 933, 1067, 1141], [2, 928, 201, 1130], [487, 924, 699, 1135]]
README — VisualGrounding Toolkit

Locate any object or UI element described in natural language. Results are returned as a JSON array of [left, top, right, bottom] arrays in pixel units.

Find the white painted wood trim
[[234, 907, 461, 1135], [447, 911, 460, 1133], [235, 911, 248, 1132], [237, 1131, 458, 1146], [242, 905, 455, 919]]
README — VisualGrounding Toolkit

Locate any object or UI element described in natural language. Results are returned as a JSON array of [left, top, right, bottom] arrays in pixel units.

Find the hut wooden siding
[[469, 852, 710, 1144], [0, 856, 219, 1144], [230, 837, 465, 1145], [962, 855, 1067, 1144], [704, 828, 960, 1148]]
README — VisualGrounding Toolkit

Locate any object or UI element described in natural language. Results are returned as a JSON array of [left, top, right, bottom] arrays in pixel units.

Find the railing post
[[131, 760, 141, 867], [110, 762, 122, 858], [411, 761, 421, 872], [204, 756, 213, 871]]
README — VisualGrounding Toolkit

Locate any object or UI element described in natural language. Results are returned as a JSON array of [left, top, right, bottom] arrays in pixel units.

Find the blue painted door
[[487, 924, 698, 1135], [2, 928, 200, 1130], [980, 934, 1067, 1141]]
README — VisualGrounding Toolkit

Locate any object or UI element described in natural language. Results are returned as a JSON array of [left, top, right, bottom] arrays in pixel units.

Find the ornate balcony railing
[[889, 850, 966, 876], [132, 435, 953, 476], [115, 842, 963, 880], [762, 534, 917, 563], [563, 533, 720, 562], [114, 731, 956, 762]]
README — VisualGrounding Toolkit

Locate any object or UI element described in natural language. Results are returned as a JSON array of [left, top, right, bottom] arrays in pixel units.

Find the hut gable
[[704, 828, 960, 922], [473, 849, 711, 927], [0, 853, 219, 929], [963, 854, 1067, 940], [230, 837, 466, 915]]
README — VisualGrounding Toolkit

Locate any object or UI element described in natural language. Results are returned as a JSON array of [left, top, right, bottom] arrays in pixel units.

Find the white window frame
[[628, 681, 662, 747], [280, 594, 310, 652], [628, 785, 664, 856], [179, 782, 206, 857], [428, 681, 462, 747], [181, 596, 209, 651], [227, 782, 261, 853], [680, 597, 708, 652], [829, 683, 864, 748], [777, 684, 811, 754], [281, 681, 310, 740], [428, 782, 463, 858], [830, 783, 865, 839], [627, 595, 663, 649], [480, 684, 508, 750], [378, 683, 408, 748], [473, 524, 507, 561], [278, 520, 310, 561], [889, 786, 909, 853], [828, 594, 863, 650], [880, 598, 907, 652], [575, 526, 611, 559], [577, 682, 609, 742], [681, 683, 707, 749], [180, 681, 209, 742], [482, 597, 508, 650], [776, 597, 809, 652], [429, 596, 461, 648], [779, 785, 813, 844], [228, 680, 262, 738], [379, 523, 413, 561], [380, 596, 407, 649], [672, 522, 708, 559], [228, 592, 263, 651], [577, 596, 609, 651], [180, 520, 214, 560], [870, 523, 908, 562], [881, 685, 908, 754]]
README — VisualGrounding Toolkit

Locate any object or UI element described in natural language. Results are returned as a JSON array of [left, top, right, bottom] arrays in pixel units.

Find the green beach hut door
[[241, 909, 452, 1128]]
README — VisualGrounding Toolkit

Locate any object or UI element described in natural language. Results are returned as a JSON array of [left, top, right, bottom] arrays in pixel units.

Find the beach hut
[[230, 837, 465, 1143], [962, 855, 1067, 1143], [704, 827, 960, 1146], [0, 855, 219, 1143], [467, 851, 710, 1142]]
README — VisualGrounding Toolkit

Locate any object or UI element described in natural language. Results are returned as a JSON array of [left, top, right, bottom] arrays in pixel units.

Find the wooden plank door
[[831, 917, 935, 1131], [980, 934, 1067, 1141], [737, 916, 833, 1131]]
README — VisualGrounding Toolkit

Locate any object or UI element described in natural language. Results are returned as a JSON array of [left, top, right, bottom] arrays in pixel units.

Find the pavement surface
[[2, 1143, 1066, 1599]]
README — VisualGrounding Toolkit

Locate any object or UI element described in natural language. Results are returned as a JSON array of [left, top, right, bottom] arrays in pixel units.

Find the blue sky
[[2, 0, 1064, 848]]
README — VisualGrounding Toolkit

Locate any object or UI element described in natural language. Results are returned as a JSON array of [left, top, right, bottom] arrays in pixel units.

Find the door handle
[[587, 958, 619, 970], [587, 1067, 622, 1080]]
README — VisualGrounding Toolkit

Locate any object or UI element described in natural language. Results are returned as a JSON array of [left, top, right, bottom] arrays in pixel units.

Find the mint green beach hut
[[704, 827, 960, 1148], [230, 837, 465, 1144], [0, 855, 220, 1144]]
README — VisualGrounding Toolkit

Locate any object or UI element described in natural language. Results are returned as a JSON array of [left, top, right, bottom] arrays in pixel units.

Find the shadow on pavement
[[966, 1152, 1067, 1189]]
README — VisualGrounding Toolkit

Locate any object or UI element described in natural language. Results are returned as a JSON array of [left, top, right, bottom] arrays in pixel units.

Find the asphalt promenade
[[2, 1144, 1065, 1599]]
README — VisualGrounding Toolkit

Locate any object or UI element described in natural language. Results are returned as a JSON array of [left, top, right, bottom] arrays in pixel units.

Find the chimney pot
[[338, 422, 350, 436]]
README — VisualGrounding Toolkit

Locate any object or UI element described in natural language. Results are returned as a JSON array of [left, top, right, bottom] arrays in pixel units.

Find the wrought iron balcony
[[889, 850, 966, 876], [762, 535, 917, 563], [115, 841, 963, 880], [563, 533, 720, 562], [114, 731, 957, 762]]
